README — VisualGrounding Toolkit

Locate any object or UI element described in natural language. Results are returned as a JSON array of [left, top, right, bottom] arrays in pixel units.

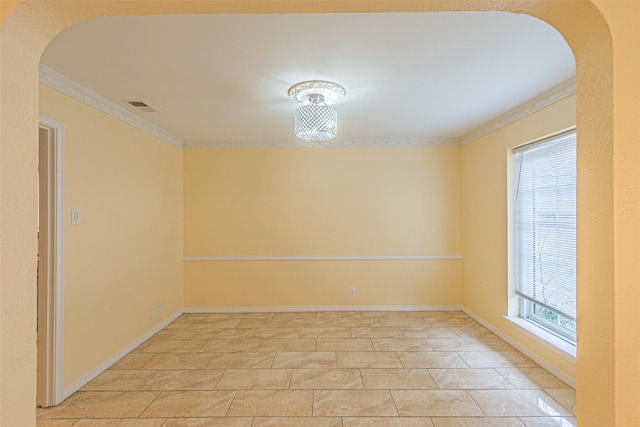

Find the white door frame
[[37, 115, 65, 407]]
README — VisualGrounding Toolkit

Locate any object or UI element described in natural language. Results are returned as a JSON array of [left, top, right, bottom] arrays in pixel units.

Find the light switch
[[71, 208, 81, 225]]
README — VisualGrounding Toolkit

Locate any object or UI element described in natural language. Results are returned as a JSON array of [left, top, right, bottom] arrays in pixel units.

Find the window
[[514, 130, 576, 346]]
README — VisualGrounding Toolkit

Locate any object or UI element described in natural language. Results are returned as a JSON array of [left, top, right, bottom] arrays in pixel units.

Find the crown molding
[[184, 138, 461, 149], [39, 64, 574, 150], [39, 65, 184, 149], [460, 77, 577, 145]]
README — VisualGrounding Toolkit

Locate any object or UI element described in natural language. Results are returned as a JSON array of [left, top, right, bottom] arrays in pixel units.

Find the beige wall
[[462, 95, 577, 379], [597, 3, 640, 424], [184, 146, 462, 308], [1, 1, 638, 426], [40, 85, 184, 388], [186, 260, 461, 308], [0, 0, 20, 24]]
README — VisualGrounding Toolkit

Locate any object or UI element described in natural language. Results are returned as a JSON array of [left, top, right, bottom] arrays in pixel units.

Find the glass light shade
[[295, 104, 338, 141]]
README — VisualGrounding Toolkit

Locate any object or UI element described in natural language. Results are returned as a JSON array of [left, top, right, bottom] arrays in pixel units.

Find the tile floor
[[37, 311, 577, 426]]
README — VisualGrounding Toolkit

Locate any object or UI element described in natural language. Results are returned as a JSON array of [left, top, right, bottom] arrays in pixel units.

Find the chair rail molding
[[184, 254, 463, 261]]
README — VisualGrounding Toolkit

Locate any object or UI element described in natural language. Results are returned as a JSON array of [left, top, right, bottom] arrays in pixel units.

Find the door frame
[[37, 115, 65, 407]]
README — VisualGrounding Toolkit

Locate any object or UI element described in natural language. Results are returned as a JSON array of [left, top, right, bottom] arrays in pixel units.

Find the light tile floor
[[37, 311, 577, 426]]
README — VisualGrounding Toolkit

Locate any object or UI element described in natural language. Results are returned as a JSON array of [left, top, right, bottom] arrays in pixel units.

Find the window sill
[[504, 315, 576, 363]]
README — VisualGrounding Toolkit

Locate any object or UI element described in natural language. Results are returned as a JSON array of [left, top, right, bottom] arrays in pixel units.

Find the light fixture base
[[288, 80, 346, 105]]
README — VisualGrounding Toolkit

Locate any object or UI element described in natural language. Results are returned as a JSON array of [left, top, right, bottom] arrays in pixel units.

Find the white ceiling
[[41, 12, 575, 144]]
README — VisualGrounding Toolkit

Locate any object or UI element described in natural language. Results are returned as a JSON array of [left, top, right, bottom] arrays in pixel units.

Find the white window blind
[[514, 131, 577, 321]]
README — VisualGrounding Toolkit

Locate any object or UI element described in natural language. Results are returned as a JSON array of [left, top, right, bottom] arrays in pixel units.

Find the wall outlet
[[158, 303, 163, 314], [150, 306, 156, 319], [349, 287, 356, 297]]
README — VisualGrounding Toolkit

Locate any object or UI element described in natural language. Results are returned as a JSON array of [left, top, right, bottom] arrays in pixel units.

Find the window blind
[[514, 131, 577, 321]]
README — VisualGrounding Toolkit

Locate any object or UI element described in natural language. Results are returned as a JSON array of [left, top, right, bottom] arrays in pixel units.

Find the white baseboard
[[184, 305, 463, 313], [461, 307, 576, 389], [62, 309, 184, 400]]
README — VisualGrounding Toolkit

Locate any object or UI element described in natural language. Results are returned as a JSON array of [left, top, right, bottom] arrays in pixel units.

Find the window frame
[[520, 299, 577, 344], [508, 127, 577, 356]]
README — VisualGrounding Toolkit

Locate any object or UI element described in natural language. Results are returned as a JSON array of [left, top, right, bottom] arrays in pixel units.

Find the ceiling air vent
[[125, 100, 159, 113]]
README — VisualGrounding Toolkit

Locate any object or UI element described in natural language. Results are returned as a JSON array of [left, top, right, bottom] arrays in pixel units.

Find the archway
[[0, 1, 627, 425]]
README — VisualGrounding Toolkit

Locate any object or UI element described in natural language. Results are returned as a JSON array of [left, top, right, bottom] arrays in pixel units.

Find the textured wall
[[462, 95, 577, 380], [184, 146, 462, 308], [1, 1, 635, 425], [40, 85, 184, 389]]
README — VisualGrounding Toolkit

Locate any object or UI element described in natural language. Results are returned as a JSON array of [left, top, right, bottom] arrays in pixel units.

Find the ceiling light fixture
[[288, 80, 346, 141]]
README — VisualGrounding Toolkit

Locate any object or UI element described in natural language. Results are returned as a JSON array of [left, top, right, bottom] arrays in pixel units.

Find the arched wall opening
[[1, 1, 634, 426], [37, 8, 578, 400]]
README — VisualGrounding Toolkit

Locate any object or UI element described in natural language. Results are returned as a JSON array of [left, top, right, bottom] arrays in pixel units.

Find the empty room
[[2, 1, 639, 426]]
